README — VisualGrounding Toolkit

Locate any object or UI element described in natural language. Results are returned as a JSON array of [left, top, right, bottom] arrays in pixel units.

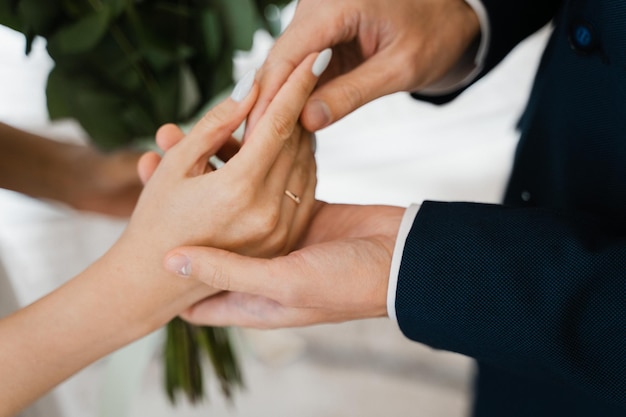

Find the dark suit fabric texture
[[398, 0, 625, 415]]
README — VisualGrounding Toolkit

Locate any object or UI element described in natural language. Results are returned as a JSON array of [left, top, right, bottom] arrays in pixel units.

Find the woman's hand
[[130, 50, 330, 264]]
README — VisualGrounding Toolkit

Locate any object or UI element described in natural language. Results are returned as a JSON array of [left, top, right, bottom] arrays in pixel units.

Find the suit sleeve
[[414, 0, 562, 104], [395, 201, 626, 408]]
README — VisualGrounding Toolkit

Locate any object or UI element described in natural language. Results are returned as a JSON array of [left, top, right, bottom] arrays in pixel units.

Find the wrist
[[418, 0, 483, 94], [58, 145, 106, 210], [93, 236, 217, 339]]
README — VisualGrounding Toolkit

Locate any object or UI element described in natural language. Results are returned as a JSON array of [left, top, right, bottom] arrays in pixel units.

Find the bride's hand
[[131, 50, 330, 261]]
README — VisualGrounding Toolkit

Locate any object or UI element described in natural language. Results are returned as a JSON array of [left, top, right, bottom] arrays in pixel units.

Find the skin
[[247, 0, 480, 134], [171, 202, 405, 328], [0, 122, 142, 217], [159, 0, 480, 329], [0, 51, 326, 417]]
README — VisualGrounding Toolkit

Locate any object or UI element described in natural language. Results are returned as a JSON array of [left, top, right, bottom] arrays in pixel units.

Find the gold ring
[[284, 190, 301, 204]]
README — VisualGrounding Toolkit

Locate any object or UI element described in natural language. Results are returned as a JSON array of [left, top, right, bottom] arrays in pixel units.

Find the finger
[[301, 50, 405, 131], [181, 292, 292, 329], [264, 123, 304, 192], [137, 151, 161, 184], [246, 3, 351, 136], [270, 131, 316, 254], [284, 139, 318, 251], [166, 70, 258, 171], [155, 123, 185, 152], [233, 50, 331, 179], [164, 246, 287, 300]]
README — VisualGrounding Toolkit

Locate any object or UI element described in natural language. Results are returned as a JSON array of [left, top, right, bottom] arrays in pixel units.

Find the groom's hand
[[247, 0, 479, 133], [164, 203, 405, 328]]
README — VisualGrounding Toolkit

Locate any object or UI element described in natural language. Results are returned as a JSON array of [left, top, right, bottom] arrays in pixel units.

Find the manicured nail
[[231, 69, 256, 102], [307, 99, 331, 129], [165, 254, 191, 278], [312, 48, 332, 77]]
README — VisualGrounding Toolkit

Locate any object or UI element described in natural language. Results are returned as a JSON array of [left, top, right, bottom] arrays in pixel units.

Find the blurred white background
[[0, 9, 550, 417]]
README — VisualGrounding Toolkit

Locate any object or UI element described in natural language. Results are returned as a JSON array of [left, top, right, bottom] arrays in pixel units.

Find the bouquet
[[0, 0, 291, 404]]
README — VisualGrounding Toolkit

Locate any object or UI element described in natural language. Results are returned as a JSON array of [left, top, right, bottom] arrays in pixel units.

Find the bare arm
[[0, 122, 142, 217]]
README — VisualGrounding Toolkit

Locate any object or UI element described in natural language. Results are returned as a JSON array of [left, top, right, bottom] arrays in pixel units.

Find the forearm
[[0, 122, 82, 203], [0, 237, 212, 417]]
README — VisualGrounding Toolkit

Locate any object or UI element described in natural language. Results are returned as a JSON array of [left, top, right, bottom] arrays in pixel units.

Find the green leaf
[[46, 67, 134, 149], [0, 0, 25, 32], [120, 103, 157, 139], [165, 318, 205, 405], [150, 67, 181, 124], [61, 0, 92, 17], [211, 55, 234, 97], [201, 9, 222, 62], [17, 0, 62, 35], [47, 5, 111, 54], [215, 0, 259, 51], [103, 0, 128, 18], [46, 66, 73, 120]]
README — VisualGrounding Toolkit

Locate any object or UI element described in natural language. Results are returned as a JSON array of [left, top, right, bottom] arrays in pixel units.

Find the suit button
[[569, 22, 598, 54]]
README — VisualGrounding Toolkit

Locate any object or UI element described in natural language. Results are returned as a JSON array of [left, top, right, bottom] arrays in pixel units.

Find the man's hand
[[164, 203, 405, 328], [248, 0, 480, 133]]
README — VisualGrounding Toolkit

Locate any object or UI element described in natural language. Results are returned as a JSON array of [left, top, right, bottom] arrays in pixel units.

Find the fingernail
[[165, 254, 191, 278], [312, 48, 332, 77], [306, 99, 331, 129], [231, 69, 256, 102]]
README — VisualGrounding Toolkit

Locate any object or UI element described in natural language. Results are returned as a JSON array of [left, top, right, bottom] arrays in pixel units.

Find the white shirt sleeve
[[417, 0, 491, 96], [387, 204, 421, 322]]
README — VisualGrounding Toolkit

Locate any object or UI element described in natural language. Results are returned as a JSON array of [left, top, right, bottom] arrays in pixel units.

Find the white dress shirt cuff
[[387, 204, 421, 323], [417, 0, 490, 95]]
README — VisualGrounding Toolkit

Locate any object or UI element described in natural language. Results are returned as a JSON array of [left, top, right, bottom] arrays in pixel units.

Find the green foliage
[[0, 0, 292, 150], [165, 318, 244, 404]]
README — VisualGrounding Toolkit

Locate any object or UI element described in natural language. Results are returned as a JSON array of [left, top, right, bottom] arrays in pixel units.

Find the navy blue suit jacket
[[398, 0, 625, 415]]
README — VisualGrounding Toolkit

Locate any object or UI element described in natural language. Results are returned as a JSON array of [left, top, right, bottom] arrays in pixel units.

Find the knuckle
[[337, 80, 365, 109], [246, 205, 281, 241], [268, 112, 295, 141], [259, 205, 281, 234], [199, 104, 235, 135], [293, 158, 311, 179], [202, 104, 228, 125]]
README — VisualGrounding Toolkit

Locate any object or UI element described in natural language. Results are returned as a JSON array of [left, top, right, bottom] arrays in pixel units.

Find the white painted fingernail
[[231, 69, 256, 102], [312, 48, 332, 77], [166, 254, 191, 278]]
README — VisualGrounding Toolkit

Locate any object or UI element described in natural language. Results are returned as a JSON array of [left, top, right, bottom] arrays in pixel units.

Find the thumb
[[301, 51, 405, 131], [164, 246, 278, 298]]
